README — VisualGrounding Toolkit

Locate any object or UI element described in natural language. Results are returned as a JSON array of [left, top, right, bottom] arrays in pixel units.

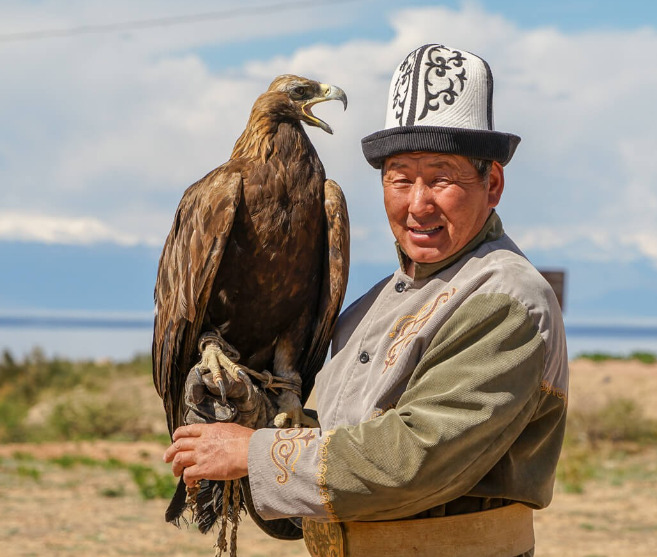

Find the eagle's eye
[[291, 85, 308, 98]]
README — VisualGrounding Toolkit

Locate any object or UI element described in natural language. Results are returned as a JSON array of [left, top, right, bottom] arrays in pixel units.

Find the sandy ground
[[1, 358, 656, 556]]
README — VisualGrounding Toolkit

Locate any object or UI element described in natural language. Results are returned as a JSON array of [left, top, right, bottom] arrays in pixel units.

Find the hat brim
[[361, 126, 521, 169]]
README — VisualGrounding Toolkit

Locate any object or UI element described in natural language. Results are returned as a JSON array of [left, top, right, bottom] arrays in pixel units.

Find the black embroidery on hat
[[418, 45, 468, 122], [480, 57, 495, 129], [392, 49, 419, 127], [406, 44, 431, 126]]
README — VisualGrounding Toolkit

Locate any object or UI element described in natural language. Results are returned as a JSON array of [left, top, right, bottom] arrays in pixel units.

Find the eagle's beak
[[302, 84, 348, 135]]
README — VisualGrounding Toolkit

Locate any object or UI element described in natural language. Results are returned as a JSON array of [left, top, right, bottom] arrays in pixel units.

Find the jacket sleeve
[[248, 293, 547, 521]]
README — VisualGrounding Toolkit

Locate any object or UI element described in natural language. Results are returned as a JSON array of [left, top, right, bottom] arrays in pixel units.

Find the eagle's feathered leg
[[273, 388, 318, 428], [271, 326, 320, 429]]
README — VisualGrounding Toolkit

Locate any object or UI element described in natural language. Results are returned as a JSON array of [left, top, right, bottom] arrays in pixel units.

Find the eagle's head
[[264, 74, 348, 134]]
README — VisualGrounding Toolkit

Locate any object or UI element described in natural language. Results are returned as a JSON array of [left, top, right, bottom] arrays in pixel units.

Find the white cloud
[[1, 2, 657, 269], [0, 212, 147, 246]]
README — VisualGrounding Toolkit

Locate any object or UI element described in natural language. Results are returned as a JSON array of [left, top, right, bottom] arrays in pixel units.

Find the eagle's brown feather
[[153, 169, 243, 434], [152, 75, 349, 537]]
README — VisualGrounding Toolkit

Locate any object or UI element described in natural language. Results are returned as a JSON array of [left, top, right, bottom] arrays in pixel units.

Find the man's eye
[[386, 175, 410, 185], [432, 178, 452, 187]]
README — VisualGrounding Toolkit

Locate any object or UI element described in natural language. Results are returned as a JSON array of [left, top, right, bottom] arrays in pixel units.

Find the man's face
[[382, 152, 504, 269]]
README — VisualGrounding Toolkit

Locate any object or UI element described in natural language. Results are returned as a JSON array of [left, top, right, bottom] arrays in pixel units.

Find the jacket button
[[359, 351, 370, 364], [395, 281, 405, 293]]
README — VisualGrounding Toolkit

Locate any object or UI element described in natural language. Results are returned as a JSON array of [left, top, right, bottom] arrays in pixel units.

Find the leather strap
[[303, 503, 534, 557]]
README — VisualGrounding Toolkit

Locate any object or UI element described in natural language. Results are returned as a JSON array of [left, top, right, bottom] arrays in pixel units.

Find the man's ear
[[487, 161, 505, 208]]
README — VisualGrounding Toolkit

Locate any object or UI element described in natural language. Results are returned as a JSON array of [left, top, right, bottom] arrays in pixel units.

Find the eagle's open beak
[[302, 84, 348, 134]]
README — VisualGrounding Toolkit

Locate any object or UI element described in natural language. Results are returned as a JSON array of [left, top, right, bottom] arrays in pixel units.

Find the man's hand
[[163, 422, 255, 486]]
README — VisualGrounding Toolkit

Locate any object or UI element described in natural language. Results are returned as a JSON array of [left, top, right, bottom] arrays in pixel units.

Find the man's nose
[[408, 179, 434, 216]]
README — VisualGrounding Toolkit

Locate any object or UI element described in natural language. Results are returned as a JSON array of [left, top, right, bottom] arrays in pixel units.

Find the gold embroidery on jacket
[[383, 287, 457, 373], [316, 430, 339, 521], [271, 428, 317, 485], [369, 402, 397, 421], [540, 380, 568, 404], [369, 408, 384, 420]]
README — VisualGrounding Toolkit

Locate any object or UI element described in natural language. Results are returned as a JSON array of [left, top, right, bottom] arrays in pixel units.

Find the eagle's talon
[[236, 368, 252, 387], [273, 406, 320, 429], [215, 376, 227, 404]]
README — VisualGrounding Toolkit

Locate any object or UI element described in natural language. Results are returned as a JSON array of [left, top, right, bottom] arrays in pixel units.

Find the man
[[165, 44, 569, 557]]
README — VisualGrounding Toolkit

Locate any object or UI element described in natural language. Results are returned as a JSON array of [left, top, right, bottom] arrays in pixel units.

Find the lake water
[[0, 326, 154, 361], [1, 319, 656, 361]]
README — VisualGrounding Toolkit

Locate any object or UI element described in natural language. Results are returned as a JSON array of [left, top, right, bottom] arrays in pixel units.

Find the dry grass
[[1, 353, 656, 555]]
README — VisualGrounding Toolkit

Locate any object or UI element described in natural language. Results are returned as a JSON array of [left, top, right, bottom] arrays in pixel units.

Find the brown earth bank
[[1, 359, 656, 556]]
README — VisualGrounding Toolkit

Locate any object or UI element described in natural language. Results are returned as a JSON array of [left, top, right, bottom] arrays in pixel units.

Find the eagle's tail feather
[[165, 477, 189, 526], [165, 478, 243, 532], [196, 479, 223, 534]]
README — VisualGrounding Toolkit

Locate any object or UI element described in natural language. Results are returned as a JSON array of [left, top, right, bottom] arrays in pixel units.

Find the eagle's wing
[[299, 178, 350, 403], [153, 167, 243, 435]]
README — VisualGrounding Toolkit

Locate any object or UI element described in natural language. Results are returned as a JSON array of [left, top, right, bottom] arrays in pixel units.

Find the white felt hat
[[362, 44, 520, 168]]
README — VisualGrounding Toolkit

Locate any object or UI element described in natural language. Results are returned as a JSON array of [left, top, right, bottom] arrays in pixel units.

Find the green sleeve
[[321, 293, 546, 521]]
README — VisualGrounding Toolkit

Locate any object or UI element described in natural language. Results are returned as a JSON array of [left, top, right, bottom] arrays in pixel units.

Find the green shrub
[[47, 393, 143, 440], [100, 485, 126, 498], [575, 351, 657, 364], [16, 465, 42, 481], [45, 455, 175, 499], [556, 445, 597, 493], [576, 352, 618, 362], [116, 353, 153, 376], [558, 397, 657, 493], [0, 350, 158, 442], [568, 398, 657, 445], [128, 464, 177, 500], [0, 399, 30, 442], [629, 351, 657, 364]]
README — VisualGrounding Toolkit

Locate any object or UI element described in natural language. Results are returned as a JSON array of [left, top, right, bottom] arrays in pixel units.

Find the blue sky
[[2, 0, 657, 358]]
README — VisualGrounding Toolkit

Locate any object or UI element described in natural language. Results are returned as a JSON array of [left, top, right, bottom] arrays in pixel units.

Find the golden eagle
[[152, 75, 349, 544]]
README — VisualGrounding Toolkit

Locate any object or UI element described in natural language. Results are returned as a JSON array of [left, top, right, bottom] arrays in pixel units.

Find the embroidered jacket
[[247, 211, 569, 522]]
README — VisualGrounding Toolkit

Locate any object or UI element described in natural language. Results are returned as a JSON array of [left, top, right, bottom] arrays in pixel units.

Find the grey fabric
[[247, 212, 568, 524]]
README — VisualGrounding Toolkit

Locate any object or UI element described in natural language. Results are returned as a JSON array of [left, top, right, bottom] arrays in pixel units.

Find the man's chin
[[404, 246, 452, 266]]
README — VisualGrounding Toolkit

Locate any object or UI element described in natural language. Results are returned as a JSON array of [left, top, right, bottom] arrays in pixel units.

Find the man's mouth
[[409, 226, 443, 235]]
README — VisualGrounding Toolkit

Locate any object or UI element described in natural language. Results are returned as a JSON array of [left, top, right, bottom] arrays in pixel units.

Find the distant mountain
[[1, 240, 656, 325]]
